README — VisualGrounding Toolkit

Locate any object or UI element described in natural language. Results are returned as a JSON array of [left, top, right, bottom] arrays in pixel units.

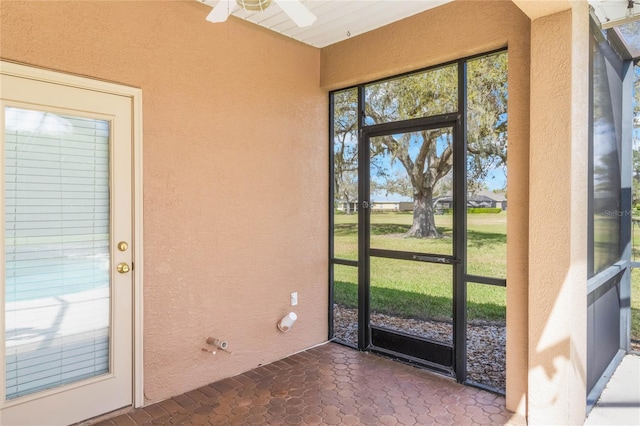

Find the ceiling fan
[[206, 0, 317, 28]]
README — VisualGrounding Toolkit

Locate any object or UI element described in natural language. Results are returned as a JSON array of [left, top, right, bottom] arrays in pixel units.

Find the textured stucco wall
[[320, 0, 532, 416], [526, 4, 589, 425], [0, 0, 327, 403]]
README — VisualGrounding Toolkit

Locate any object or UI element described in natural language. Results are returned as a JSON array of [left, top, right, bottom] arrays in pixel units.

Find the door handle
[[117, 263, 131, 274], [411, 255, 459, 264], [413, 255, 448, 263]]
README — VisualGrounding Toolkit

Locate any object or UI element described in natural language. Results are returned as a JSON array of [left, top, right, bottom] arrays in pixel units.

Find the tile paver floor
[[87, 343, 526, 425]]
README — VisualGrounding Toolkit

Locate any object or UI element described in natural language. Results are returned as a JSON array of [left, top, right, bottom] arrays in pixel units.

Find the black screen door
[[358, 118, 465, 376]]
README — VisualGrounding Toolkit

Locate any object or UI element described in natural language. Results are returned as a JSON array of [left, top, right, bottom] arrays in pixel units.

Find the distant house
[[434, 190, 507, 211], [336, 201, 358, 213], [475, 190, 507, 210], [368, 195, 413, 212], [371, 201, 413, 212]]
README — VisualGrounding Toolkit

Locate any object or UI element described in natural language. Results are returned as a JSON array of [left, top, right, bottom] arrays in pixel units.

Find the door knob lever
[[117, 263, 131, 274]]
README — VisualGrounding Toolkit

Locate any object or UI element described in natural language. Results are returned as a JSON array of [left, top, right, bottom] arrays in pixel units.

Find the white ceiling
[[200, 0, 454, 48], [590, 0, 640, 26], [200, 0, 640, 48]]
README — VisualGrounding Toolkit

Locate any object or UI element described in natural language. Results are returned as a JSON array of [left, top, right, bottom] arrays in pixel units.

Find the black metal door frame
[[357, 111, 467, 381]]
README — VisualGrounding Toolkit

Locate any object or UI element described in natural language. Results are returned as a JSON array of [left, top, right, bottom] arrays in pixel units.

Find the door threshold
[[71, 406, 133, 426], [370, 345, 455, 378]]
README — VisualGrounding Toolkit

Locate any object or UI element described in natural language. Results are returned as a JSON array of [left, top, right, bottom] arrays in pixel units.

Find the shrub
[[468, 208, 502, 214], [437, 207, 501, 214]]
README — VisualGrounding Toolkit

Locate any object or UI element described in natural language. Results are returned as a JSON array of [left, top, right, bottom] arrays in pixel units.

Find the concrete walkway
[[585, 354, 640, 425]]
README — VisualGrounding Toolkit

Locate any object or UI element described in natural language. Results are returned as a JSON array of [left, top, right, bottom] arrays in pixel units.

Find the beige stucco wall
[[321, 0, 532, 416], [0, 0, 327, 403], [526, 4, 589, 425]]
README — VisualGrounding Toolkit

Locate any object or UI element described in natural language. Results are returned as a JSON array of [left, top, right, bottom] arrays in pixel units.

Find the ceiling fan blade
[[206, 0, 237, 23], [274, 0, 317, 27]]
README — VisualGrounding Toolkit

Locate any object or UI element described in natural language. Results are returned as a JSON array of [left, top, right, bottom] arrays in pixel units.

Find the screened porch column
[[516, 1, 590, 424]]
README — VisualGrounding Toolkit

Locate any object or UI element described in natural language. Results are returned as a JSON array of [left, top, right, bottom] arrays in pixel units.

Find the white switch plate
[[291, 292, 298, 306]]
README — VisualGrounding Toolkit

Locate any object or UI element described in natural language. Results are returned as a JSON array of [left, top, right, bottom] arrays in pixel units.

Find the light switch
[[291, 292, 298, 306]]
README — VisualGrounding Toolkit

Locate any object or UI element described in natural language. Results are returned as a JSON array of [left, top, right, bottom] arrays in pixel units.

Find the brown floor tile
[[166, 413, 190, 425], [91, 421, 115, 426], [127, 408, 152, 424], [86, 343, 518, 425], [156, 398, 182, 415], [171, 393, 197, 409], [302, 413, 324, 424], [109, 414, 136, 426], [452, 413, 477, 425], [141, 403, 169, 420], [284, 413, 304, 424]]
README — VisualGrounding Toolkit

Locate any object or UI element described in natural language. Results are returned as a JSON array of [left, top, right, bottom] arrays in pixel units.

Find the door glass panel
[[364, 64, 458, 125], [369, 257, 453, 344], [332, 264, 358, 347], [370, 128, 454, 255], [4, 106, 110, 400]]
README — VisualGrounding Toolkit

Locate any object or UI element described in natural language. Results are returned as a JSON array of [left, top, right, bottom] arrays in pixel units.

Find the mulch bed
[[333, 304, 506, 391]]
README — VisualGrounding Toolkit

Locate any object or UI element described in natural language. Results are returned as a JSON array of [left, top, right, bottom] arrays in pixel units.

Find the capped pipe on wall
[[277, 312, 297, 332], [202, 337, 229, 355]]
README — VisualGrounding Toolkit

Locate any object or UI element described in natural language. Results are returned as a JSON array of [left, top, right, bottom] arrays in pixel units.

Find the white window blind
[[4, 106, 111, 400]]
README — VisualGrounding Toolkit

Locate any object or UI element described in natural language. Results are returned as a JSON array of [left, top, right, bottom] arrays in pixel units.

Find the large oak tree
[[333, 53, 508, 237]]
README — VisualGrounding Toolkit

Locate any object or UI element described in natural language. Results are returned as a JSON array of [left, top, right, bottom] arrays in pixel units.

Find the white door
[[0, 67, 135, 425]]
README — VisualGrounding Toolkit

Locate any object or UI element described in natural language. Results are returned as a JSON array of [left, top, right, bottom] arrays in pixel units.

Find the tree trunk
[[343, 191, 352, 215], [407, 190, 439, 238]]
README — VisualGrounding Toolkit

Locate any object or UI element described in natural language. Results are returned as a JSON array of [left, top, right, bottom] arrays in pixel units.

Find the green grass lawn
[[333, 211, 507, 322], [333, 210, 640, 339]]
